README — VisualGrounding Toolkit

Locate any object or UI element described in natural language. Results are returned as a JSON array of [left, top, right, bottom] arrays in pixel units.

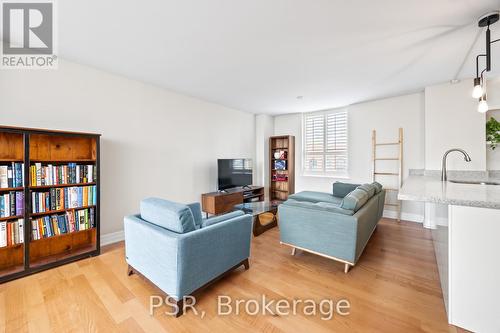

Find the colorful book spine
[[0, 163, 23, 188], [0, 221, 6, 247], [31, 185, 96, 213], [0, 191, 22, 218], [0, 166, 8, 188], [31, 208, 94, 240], [7, 166, 13, 188], [30, 163, 96, 186], [0, 219, 24, 247]]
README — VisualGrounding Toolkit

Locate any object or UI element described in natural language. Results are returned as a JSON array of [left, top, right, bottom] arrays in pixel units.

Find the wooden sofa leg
[[127, 265, 134, 276], [291, 247, 296, 256], [344, 263, 351, 274], [173, 298, 184, 317], [243, 258, 250, 270]]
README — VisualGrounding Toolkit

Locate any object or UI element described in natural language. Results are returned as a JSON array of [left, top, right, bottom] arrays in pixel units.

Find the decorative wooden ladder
[[371, 128, 403, 221]]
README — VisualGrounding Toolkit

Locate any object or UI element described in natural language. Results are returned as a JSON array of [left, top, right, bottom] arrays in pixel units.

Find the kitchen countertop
[[398, 175, 500, 209]]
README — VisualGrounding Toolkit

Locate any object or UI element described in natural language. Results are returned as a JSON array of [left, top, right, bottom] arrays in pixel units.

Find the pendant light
[[478, 94, 489, 113], [472, 77, 483, 98], [472, 11, 499, 112]]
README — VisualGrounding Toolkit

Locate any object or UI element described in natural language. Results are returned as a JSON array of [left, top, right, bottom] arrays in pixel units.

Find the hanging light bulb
[[472, 77, 484, 98], [478, 94, 489, 113]]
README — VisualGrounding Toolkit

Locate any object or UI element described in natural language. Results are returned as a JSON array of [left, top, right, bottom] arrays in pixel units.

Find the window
[[302, 109, 348, 176]]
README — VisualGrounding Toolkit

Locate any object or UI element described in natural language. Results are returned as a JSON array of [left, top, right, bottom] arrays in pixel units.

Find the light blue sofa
[[124, 198, 252, 316], [279, 182, 386, 273]]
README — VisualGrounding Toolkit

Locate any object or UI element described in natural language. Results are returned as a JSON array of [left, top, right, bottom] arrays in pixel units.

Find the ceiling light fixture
[[472, 11, 499, 113], [478, 94, 489, 113], [472, 77, 483, 98]]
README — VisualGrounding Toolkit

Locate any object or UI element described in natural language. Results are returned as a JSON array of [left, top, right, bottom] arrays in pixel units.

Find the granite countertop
[[398, 173, 500, 209]]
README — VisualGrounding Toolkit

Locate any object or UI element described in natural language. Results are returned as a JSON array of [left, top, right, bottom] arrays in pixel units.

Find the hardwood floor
[[0, 219, 466, 332]]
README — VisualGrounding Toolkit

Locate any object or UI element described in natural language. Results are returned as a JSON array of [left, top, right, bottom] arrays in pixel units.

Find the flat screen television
[[217, 159, 253, 191]]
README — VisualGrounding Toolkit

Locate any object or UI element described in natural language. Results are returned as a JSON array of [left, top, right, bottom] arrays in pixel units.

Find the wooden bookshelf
[[0, 187, 24, 192], [0, 131, 25, 279], [0, 126, 100, 283], [30, 228, 96, 268], [269, 136, 295, 201], [0, 215, 24, 222]]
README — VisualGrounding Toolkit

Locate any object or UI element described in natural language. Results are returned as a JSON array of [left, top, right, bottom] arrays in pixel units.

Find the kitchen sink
[[448, 180, 500, 185]]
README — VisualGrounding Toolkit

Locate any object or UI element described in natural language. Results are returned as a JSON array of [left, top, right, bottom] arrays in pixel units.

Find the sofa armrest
[[124, 214, 183, 298], [201, 210, 245, 227], [352, 191, 384, 261], [278, 204, 358, 263], [176, 213, 252, 297]]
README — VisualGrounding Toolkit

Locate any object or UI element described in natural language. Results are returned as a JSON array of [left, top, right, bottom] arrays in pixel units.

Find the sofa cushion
[[283, 199, 354, 215], [288, 191, 342, 205], [340, 189, 369, 212], [201, 210, 245, 228], [357, 184, 376, 198], [371, 181, 383, 193], [140, 197, 196, 233], [332, 182, 360, 198]]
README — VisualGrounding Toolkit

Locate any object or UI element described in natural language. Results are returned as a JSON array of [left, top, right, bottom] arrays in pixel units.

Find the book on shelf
[[31, 185, 96, 214], [30, 163, 96, 187], [274, 160, 287, 170], [0, 219, 24, 248], [273, 150, 287, 159], [31, 207, 95, 240], [0, 163, 24, 188], [272, 173, 288, 181], [0, 191, 24, 218]]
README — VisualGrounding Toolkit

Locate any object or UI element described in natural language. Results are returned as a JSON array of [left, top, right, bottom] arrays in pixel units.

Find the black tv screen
[[218, 159, 253, 190]]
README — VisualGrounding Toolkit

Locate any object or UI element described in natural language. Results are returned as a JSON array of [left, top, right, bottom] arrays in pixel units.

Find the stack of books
[[0, 219, 24, 247], [30, 163, 96, 186], [31, 208, 95, 240], [272, 173, 288, 181], [0, 192, 24, 218], [31, 185, 97, 214], [0, 163, 25, 188]]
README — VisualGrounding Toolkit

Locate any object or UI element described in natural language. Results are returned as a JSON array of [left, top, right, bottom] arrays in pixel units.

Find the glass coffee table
[[234, 201, 281, 236]]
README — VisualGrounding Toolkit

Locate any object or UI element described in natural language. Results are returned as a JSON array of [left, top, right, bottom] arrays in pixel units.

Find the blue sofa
[[124, 198, 252, 316], [278, 182, 386, 273]]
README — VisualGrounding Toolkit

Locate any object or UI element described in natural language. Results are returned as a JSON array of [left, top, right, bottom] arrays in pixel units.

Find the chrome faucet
[[441, 149, 472, 181]]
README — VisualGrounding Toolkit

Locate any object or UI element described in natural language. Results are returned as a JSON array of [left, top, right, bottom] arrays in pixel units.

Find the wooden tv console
[[201, 186, 264, 216]]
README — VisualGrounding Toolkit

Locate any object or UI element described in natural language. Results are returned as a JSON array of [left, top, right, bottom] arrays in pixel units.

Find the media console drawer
[[202, 192, 243, 215]]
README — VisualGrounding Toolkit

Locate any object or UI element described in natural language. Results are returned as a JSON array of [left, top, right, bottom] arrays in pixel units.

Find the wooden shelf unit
[[0, 215, 24, 222], [269, 135, 295, 201], [0, 126, 100, 283], [202, 186, 264, 216]]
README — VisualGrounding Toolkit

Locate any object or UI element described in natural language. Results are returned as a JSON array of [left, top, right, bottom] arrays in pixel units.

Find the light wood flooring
[[0, 219, 467, 332]]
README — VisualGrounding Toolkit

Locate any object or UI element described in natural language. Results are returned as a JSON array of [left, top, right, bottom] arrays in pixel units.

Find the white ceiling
[[56, 0, 500, 114]]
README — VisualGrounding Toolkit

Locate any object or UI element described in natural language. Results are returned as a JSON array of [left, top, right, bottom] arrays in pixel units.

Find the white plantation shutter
[[303, 109, 348, 175]]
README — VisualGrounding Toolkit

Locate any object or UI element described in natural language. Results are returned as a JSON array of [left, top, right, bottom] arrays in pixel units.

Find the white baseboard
[[383, 210, 424, 223], [101, 230, 124, 246]]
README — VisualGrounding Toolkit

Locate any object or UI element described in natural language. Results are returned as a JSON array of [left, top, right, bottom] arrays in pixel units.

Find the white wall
[[424, 80, 486, 171], [274, 92, 425, 221], [255, 115, 274, 198], [0, 60, 255, 236]]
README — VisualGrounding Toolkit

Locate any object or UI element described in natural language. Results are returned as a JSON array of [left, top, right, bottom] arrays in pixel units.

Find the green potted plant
[[486, 117, 500, 150]]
